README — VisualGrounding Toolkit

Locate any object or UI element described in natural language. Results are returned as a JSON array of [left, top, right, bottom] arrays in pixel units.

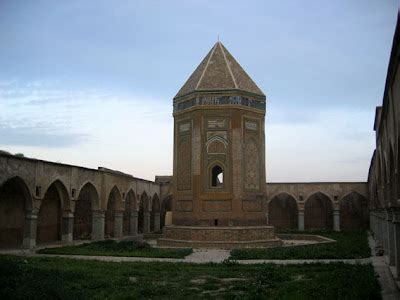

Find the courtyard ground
[[0, 255, 381, 299], [37, 239, 192, 259], [1, 230, 399, 298], [230, 230, 370, 260]]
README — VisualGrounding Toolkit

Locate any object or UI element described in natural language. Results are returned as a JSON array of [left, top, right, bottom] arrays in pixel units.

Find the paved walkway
[[368, 235, 400, 300], [1, 248, 372, 265]]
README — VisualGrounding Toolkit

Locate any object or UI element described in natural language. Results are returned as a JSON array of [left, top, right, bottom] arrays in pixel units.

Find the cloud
[[0, 123, 87, 148], [0, 79, 376, 181], [0, 79, 170, 150]]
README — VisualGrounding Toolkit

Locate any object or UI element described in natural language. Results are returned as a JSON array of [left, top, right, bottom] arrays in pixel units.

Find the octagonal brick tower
[[172, 41, 267, 227]]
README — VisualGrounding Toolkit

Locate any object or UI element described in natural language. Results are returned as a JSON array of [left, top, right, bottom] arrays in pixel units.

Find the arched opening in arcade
[[304, 192, 333, 230], [138, 192, 149, 234], [0, 177, 31, 248], [105, 186, 122, 238], [74, 182, 97, 240], [123, 190, 136, 236], [150, 194, 160, 232], [377, 152, 386, 207], [161, 195, 172, 229], [398, 134, 400, 201], [340, 192, 368, 229], [268, 193, 298, 229], [37, 180, 69, 244], [388, 144, 397, 203]]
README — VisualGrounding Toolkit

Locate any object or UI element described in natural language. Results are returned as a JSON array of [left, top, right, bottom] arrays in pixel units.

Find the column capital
[[25, 210, 39, 219], [114, 210, 124, 217], [62, 211, 74, 218], [92, 210, 106, 218], [386, 209, 393, 221], [392, 209, 400, 223]]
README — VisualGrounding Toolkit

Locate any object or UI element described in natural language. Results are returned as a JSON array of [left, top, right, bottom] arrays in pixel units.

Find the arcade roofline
[[267, 182, 367, 185], [154, 175, 367, 185], [0, 153, 157, 185]]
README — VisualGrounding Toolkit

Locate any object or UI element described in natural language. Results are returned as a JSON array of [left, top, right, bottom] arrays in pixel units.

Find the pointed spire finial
[[218, 34, 220, 42]]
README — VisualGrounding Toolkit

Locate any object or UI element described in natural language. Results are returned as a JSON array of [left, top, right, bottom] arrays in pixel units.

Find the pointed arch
[[140, 191, 150, 212], [208, 160, 226, 189], [77, 180, 100, 210], [268, 192, 298, 229], [138, 192, 149, 233], [378, 149, 387, 187], [206, 136, 227, 154], [105, 185, 122, 238], [0, 176, 31, 247], [74, 182, 98, 240], [305, 192, 333, 229], [340, 191, 368, 229], [152, 193, 160, 212], [397, 132, 400, 201], [388, 143, 396, 204], [123, 189, 136, 235], [150, 193, 160, 232], [42, 179, 71, 209], [37, 179, 68, 244], [42, 178, 70, 209]]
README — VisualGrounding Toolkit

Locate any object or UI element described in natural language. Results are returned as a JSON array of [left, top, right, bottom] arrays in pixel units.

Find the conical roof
[[174, 42, 265, 99]]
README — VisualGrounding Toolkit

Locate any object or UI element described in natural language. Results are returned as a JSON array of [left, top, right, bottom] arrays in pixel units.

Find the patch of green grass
[[230, 230, 371, 260], [37, 240, 192, 259], [0, 255, 381, 299]]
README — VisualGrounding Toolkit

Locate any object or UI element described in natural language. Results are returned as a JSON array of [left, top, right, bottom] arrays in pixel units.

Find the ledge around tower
[[157, 225, 283, 249]]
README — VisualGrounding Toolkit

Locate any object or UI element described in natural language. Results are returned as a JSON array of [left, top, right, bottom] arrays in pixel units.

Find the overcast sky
[[0, 1, 398, 182]]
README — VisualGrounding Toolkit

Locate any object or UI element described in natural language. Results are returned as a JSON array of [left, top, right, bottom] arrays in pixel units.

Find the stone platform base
[[157, 225, 283, 249]]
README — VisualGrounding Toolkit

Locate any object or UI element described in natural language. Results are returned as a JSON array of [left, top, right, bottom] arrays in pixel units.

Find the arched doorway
[[161, 195, 172, 229], [340, 192, 368, 229], [268, 193, 298, 229], [305, 192, 333, 229], [105, 186, 122, 238], [0, 177, 31, 248], [123, 190, 136, 235], [150, 194, 160, 232], [74, 182, 97, 240], [37, 180, 68, 244]]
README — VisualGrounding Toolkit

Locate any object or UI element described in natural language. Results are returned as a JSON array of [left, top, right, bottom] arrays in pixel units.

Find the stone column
[[382, 211, 389, 254], [62, 211, 74, 243], [392, 209, 400, 279], [333, 209, 340, 232], [143, 211, 150, 234], [113, 211, 123, 238], [370, 213, 374, 235], [130, 211, 138, 236], [298, 210, 304, 231], [387, 210, 396, 266], [154, 212, 161, 232], [371, 212, 376, 237], [23, 210, 38, 249], [91, 210, 105, 240], [376, 211, 383, 248]]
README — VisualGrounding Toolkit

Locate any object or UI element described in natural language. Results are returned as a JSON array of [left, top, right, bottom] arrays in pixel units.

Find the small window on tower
[[211, 165, 224, 188]]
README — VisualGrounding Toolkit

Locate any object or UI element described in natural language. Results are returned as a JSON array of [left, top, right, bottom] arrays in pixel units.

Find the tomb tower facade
[[172, 41, 267, 227]]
